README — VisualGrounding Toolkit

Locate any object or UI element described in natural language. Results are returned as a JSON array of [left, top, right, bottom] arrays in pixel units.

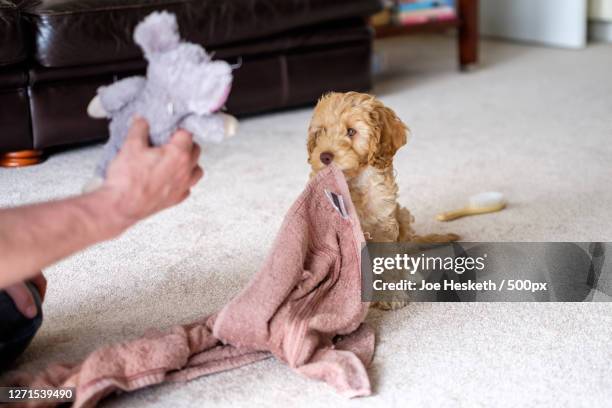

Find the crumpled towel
[[8, 165, 374, 407]]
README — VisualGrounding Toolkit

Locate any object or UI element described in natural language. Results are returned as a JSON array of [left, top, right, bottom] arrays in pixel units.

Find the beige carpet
[[1, 35, 611, 407]]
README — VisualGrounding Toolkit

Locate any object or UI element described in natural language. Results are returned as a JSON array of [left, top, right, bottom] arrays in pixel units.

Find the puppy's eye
[[347, 128, 356, 138]]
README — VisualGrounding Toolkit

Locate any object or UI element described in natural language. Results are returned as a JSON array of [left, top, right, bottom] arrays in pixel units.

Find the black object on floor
[[0, 282, 43, 371]]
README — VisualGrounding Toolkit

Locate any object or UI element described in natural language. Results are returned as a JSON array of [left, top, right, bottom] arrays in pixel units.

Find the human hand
[[5, 272, 46, 319], [101, 117, 203, 230]]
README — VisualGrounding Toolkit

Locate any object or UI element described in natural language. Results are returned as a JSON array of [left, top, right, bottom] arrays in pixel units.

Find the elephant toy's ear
[[134, 11, 180, 58]]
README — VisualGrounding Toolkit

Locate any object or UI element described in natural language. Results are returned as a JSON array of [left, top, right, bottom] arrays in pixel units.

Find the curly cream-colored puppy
[[308, 92, 458, 245], [307, 92, 458, 309]]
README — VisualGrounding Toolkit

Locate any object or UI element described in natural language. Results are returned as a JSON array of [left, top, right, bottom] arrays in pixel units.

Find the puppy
[[307, 92, 458, 308], [308, 91, 457, 243]]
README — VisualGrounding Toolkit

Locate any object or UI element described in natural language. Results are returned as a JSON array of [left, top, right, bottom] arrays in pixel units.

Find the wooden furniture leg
[[0, 150, 45, 167], [457, 0, 479, 70]]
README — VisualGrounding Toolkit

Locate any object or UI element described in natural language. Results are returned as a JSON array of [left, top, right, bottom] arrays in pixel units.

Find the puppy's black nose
[[320, 152, 334, 165]]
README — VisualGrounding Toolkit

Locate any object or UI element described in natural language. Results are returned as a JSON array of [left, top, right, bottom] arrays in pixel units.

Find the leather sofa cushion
[[0, 66, 27, 89], [23, 0, 381, 68], [0, 0, 27, 66], [28, 18, 372, 85]]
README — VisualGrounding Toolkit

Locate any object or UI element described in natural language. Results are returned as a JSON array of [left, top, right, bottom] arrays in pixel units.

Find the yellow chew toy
[[437, 192, 506, 222]]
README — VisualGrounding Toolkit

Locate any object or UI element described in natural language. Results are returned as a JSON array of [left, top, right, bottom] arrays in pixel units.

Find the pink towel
[[8, 165, 374, 407]]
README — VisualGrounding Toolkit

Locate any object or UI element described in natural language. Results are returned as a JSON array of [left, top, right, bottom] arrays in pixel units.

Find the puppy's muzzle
[[320, 151, 334, 165]]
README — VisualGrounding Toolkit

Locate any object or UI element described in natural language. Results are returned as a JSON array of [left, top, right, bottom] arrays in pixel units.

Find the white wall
[[480, 0, 588, 48], [589, 0, 612, 20]]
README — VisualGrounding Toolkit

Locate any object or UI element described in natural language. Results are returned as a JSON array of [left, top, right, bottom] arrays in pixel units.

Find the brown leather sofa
[[0, 0, 381, 166]]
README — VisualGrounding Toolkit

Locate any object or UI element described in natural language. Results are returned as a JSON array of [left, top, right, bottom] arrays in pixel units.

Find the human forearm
[[0, 128, 203, 350], [0, 188, 130, 288], [0, 118, 202, 290]]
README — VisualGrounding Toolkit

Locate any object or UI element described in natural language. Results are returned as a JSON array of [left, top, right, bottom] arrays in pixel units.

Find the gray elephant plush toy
[[86, 11, 237, 189]]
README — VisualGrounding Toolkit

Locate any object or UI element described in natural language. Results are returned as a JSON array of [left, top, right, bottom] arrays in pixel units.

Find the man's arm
[[0, 188, 128, 288], [0, 117, 203, 289]]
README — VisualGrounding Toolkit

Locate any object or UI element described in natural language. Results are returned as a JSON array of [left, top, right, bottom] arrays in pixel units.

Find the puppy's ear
[[369, 104, 409, 169], [306, 127, 319, 165], [307, 94, 328, 159], [307, 131, 316, 155]]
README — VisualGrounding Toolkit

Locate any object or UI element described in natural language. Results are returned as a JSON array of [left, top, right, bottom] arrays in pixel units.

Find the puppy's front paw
[[413, 233, 461, 244], [371, 301, 409, 311], [446, 233, 461, 242]]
